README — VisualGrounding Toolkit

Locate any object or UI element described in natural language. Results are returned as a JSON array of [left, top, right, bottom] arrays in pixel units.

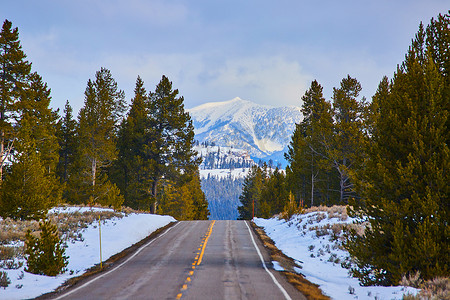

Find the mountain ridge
[[187, 97, 302, 164]]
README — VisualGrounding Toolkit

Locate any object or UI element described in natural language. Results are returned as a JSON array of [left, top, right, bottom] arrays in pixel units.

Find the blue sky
[[1, 1, 448, 113]]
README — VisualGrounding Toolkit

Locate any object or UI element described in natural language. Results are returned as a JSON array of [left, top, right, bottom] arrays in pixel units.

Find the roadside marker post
[[99, 215, 102, 270]]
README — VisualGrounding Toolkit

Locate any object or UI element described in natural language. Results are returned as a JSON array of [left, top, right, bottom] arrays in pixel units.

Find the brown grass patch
[[251, 222, 330, 300]]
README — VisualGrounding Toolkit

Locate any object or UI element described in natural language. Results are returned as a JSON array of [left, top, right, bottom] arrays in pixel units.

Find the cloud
[[101, 53, 313, 108], [76, 0, 189, 26]]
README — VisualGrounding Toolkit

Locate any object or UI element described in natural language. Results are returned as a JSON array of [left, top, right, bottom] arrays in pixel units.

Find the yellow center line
[[197, 220, 215, 266], [177, 221, 216, 299]]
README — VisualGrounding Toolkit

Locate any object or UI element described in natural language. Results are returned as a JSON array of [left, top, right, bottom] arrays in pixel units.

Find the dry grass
[[401, 271, 450, 300], [0, 205, 126, 266], [251, 222, 330, 300], [303, 205, 348, 221]]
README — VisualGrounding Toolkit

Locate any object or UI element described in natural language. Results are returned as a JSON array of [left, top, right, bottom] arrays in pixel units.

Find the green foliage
[[112, 75, 201, 214], [238, 165, 264, 219], [145, 75, 200, 213], [112, 76, 152, 210], [0, 271, 10, 289], [346, 13, 450, 285], [0, 19, 61, 221], [0, 122, 61, 220], [0, 19, 32, 182], [56, 100, 77, 186], [71, 68, 125, 208], [285, 80, 342, 207], [158, 173, 209, 220], [25, 220, 68, 276], [238, 165, 289, 219]]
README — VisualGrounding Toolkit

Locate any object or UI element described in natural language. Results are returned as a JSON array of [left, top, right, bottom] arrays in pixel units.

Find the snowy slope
[[1, 207, 175, 300], [188, 97, 302, 162], [195, 144, 255, 179], [254, 211, 418, 300]]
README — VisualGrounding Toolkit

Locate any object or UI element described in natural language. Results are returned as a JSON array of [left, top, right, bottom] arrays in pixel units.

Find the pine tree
[[190, 173, 210, 220], [238, 165, 264, 219], [112, 76, 152, 210], [260, 168, 288, 216], [25, 220, 68, 276], [56, 100, 77, 185], [329, 75, 366, 203], [0, 19, 32, 182], [0, 116, 61, 220], [146, 75, 200, 213], [346, 13, 449, 285], [157, 174, 209, 220], [18, 72, 60, 172], [74, 68, 125, 207], [285, 80, 337, 207]]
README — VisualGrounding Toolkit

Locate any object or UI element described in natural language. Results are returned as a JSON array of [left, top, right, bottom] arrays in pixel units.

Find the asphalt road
[[53, 220, 306, 300]]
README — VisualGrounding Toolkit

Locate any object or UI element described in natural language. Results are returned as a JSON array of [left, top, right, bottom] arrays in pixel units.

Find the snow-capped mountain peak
[[187, 97, 302, 162]]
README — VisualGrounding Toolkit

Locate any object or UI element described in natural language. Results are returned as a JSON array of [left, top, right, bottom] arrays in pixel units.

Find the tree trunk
[[0, 131, 3, 183], [150, 178, 158, 214], [91, 158, 97, 187]]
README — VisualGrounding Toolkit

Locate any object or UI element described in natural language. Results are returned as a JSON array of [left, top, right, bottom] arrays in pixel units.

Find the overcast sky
[[1, 1, 448, 113]]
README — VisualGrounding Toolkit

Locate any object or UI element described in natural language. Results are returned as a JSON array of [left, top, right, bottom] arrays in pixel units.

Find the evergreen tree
[[346, 13, 449, 285], [158, 174, 209, 220], [189, 173, 209, 220], [285, 80, 338, 207], [56, 100, 77, 185], [329, 75, 366, 203], [25, 220, 68, 276], [146, 75, 200, 213], [112, 76, 152, 210], [73, 68, 125, 208], [18, 72, 60, 172], [238, 165, 264, 219], [0, 116, 61, 220], [260, 168, 288, 216], [0, 19, 32, 182]]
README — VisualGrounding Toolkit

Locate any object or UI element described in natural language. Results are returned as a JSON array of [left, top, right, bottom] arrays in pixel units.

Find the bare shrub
[[401, 271, 422, 288]]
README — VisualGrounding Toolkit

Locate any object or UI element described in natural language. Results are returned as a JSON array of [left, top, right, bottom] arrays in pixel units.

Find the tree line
[[0, 19, 209, 221], [239, 13, 449, 285]]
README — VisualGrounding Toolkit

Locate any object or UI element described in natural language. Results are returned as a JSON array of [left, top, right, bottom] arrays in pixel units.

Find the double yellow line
[[176, 220, 215, 299], [197, 220, 215, 265]]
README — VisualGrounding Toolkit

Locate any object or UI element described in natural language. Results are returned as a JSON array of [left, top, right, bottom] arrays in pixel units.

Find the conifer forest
[[0, 19, 208, 222], [1, 10, 449, 289], [237, 14, 449, 285]]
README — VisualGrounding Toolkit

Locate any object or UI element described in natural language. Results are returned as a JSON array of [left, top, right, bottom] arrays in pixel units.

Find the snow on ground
[[254, 210, 418, 300], [199, 167, 251, 179], [1, 207, 176, 300]]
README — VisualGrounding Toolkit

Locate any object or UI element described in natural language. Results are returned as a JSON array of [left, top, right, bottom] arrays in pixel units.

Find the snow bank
[[254, 212, 418, 300], [1, 207, 176, 300]]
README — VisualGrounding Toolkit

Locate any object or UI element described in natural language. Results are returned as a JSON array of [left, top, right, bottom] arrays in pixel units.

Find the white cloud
[[101, 54, 312, 108]]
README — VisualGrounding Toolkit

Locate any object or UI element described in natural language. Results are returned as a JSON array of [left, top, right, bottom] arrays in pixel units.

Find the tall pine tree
[[329, 75, 366, 203], [0, 19, 31, 182], [346, 13, 449, 285], [73, 68, 125, 208], [56, 100, 77, 185], [285, 80, 338, 207], [146, 75, 200, 213]]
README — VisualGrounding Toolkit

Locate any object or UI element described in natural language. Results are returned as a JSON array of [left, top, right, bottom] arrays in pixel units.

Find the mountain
[[187, 97, 302, 166]]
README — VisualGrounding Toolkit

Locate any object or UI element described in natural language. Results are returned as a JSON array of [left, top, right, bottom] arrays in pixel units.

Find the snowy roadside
[[254, 208, 418, 300], [0, 206, 176, 300]]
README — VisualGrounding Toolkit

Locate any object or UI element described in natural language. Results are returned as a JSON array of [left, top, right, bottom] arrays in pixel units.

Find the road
[[53, 220, 306, 300]]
